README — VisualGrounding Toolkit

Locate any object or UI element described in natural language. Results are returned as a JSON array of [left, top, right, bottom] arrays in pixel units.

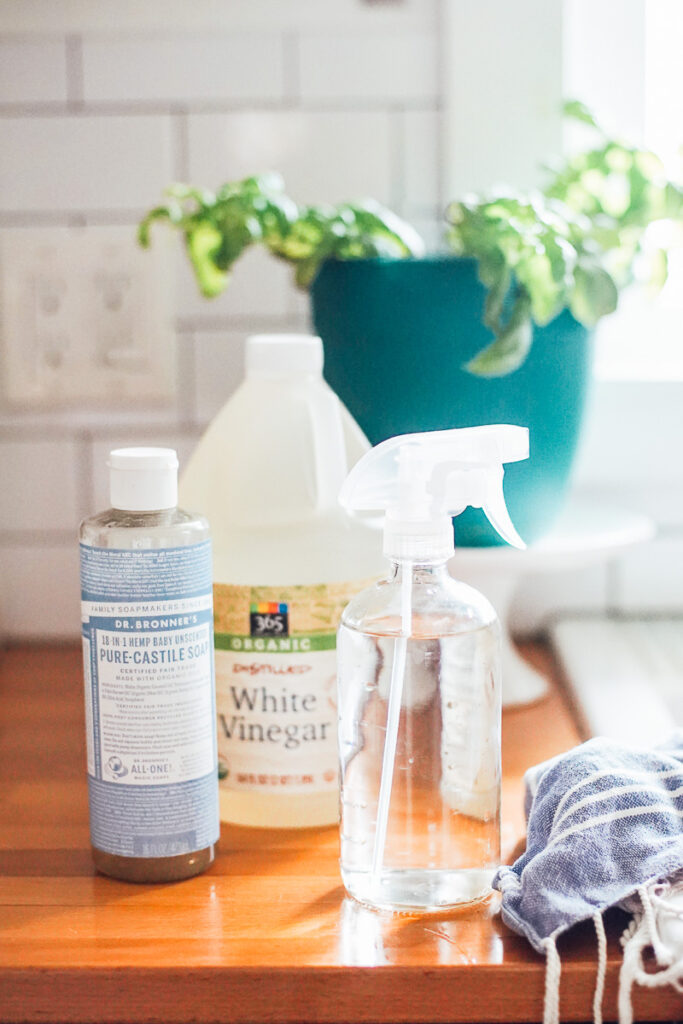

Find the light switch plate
[[0, 226, 176, 408]]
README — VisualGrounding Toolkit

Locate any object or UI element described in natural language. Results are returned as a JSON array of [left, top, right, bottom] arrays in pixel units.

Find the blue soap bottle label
[[80, 540, 219, 858]]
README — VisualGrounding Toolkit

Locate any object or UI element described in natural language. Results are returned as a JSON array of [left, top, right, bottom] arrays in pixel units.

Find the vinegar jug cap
[[246, 334, 324, 376], [108, 447, 178, 511]]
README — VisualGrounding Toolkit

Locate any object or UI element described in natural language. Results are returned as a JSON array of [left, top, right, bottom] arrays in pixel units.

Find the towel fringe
[[618, 877, 683, 1024], [592, 911, 607, 1024], [542, 879, 683, 1024], [639, 881, 673, 965], [542, 932, 562, 1024]]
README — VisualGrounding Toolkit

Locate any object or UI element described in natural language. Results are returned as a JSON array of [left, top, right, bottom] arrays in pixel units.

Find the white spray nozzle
[[339, 425, 529, 560]]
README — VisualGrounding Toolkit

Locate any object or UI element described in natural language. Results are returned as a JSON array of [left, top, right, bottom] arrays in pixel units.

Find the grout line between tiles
[[175, 313, 306, 333], [282, 31, 300, 104], [175, 329, 197, 429], [0, 11, 439, 33], [171, 108, 190, 182], [0, 205, 436, 231], [74, 430, 94, 517], [390, 105, 406, 216], [0, 530, 76, 547], [605, 559, 622, 619], [0, 413, 184, 440], [0, 97, 440, 118], [0, 210, 145, 227], [0, 424, 81, 441], [433, 0, 446, 216], [65, 33, 84, 108], [0, 102, 71, 117]]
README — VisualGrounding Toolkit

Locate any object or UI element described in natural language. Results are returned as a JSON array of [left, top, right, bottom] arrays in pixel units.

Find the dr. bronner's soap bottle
[[79, 448, 219, 882], [180, 334, 385, 828]]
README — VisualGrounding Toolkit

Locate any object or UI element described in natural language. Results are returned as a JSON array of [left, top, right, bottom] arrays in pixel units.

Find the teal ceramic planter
[[311, 255, 593, 547]]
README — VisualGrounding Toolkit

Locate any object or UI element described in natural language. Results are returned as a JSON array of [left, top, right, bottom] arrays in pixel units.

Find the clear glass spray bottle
[[336, 425, 529, 913]]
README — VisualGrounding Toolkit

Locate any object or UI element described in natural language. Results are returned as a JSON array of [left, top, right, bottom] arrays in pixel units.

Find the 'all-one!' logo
[[250, 601, 289, 637]]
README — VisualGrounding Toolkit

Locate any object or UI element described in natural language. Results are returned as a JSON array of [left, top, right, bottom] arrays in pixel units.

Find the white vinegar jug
[[180, 334, 384, 828]]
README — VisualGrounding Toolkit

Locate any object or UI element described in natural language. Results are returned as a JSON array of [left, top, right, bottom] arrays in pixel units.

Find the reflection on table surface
[[337, 894, 505, 967]]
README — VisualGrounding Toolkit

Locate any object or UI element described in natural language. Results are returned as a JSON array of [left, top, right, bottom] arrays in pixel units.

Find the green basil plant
[[140, 102, 683, 376]]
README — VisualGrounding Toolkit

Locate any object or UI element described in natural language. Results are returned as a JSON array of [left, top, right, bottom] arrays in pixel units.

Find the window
[[566, 0, 683, 380]]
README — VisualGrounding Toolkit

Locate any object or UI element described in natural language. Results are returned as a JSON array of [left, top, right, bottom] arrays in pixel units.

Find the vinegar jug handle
[[307, 383, 348, 512]]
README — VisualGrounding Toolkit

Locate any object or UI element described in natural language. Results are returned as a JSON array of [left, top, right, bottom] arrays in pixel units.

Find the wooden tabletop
[[0, 643, 679, 1023]]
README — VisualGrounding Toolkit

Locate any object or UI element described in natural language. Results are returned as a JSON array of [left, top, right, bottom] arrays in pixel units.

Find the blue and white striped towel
[[493, 733, 683, 1024]]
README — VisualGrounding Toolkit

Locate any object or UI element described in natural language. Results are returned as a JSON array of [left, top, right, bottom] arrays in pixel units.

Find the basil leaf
[[466, 294, 534, 377], [569, 263, 618, 325], [185, 223, 228, 298]]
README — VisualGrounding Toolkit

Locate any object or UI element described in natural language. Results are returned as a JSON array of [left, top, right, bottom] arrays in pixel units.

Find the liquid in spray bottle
[[336, 425, 529, 913]]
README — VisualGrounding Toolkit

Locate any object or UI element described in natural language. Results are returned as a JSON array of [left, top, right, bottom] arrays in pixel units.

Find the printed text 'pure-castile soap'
[[80, 448, 219, 882], [180, 335, 385, 828]]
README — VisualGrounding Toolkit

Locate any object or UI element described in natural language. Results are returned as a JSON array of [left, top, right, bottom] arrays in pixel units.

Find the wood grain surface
[[0, 644, 680, 1023]]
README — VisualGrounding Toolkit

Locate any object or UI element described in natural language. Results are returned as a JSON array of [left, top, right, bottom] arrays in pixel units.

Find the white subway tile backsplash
[[175, 244, 294, 321], [0, 14, 680, 639], [402, 109, 440, 213], [573, 380, 683, 489], [0, 543, 80, 639], [0, 115, 173, 212], [287, 279, 312, 324], [82, 34, 285, 104], [0, 37, 68, 105], [0, 440, 81, 531], [615, 537, 683, 613], [408, 216, 443, 253], [192, 331, 246, 426], [90, 430, 201, 512], [187, 110, 394, 205], [298, 32, 437, 103]]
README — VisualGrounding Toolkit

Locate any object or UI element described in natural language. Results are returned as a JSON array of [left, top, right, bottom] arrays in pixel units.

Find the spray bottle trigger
[[482, 474, 526, 550]]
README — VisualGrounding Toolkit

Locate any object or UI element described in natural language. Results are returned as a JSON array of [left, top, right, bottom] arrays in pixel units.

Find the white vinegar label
[[213, 580, 371, 794], [215, 646, 337, 793], [80, 542, 219, 858]]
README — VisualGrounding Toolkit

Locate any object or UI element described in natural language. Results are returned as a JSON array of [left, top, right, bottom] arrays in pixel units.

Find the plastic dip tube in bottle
[[336, 425, 529, 913], [79, 448, 220, 882]]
